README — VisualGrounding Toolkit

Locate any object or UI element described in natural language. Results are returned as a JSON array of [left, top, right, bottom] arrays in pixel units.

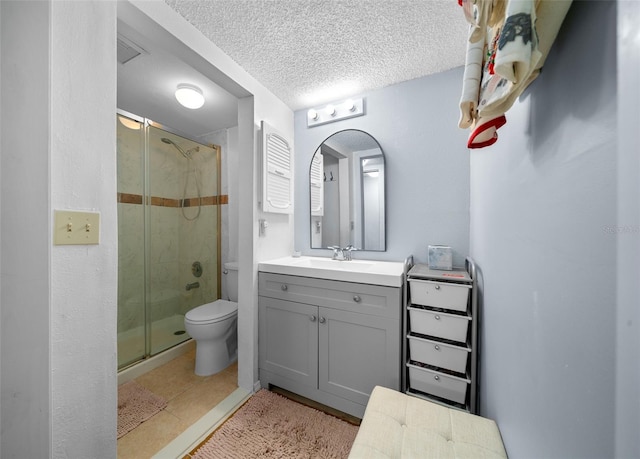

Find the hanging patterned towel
[[493, 0, 541, 84], [458, 0, 507, 129], [461, 0, 494, 43], [467, 114, 507, 149], [478, 0, 572, 119], [458, 27, 485, 129], [456, 0, 573, 149]]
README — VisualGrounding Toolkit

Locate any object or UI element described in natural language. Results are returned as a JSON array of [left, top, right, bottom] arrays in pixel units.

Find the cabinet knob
[[309, 315, 316, 322], [434, 345, 440, 351], [281, 284, 288, 291], [434, 375, 440, 381], [435, 284, 441, 290], [434, 315, 441, 320], [319, 317, 326, 324], [353, 295, 361, 303]]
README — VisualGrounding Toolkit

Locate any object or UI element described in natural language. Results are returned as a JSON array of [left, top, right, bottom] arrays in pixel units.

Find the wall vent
[[117, 33, 148, 65]]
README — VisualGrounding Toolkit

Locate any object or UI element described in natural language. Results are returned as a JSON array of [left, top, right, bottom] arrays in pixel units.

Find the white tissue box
[[428, 245, 452, 271]]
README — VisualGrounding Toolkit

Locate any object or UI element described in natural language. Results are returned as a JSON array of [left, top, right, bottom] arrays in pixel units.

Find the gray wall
[[470, 2, 619, 457], [294, 68, 471, 266], [615, 2, 640, 457]]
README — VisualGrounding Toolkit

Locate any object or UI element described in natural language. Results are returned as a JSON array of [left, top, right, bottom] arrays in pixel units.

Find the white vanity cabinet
[[404, 261, 478, 413], [258, 272, 402, 418]]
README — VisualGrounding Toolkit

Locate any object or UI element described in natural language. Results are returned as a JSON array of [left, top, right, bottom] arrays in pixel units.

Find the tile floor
[[117, 348, 238, 459]]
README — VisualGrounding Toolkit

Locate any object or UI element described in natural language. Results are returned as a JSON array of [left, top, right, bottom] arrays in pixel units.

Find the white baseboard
[[152, 387, 251, 459]]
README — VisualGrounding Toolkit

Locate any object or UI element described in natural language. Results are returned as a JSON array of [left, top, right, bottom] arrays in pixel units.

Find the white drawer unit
[[403, 261, 478, 413], [408, 279, 471, 311], [407, 307, 470, 343], [407, 334, 470, 374], [407, 363, 470, 405]]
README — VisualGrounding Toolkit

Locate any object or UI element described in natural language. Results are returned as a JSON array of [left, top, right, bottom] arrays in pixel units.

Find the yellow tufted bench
[[349, 386, 507, 459]]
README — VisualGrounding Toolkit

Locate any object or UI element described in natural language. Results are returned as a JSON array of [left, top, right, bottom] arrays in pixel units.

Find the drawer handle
[[309, 315, 316, 322], [353, 295, 361, 303], [434, 375, 440, 381], [319, 317, 326, 324], [281, 284, 288, 291], [434, 345, 440, 351], [435, 284, 441, 290], [434, 315, 441, 320]]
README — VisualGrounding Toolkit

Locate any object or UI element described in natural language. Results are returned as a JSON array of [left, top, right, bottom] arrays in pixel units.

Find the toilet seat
[[185, 300, 237, 325]]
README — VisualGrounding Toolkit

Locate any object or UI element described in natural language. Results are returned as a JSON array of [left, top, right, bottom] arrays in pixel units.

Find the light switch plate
[[54, 210, 100, 245]]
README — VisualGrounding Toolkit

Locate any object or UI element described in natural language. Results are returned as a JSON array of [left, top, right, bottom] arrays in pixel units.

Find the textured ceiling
[[163, 0, 469, 111]]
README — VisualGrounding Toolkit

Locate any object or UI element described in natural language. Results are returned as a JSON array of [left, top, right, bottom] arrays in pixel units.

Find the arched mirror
[[309, 129, 386, 251]]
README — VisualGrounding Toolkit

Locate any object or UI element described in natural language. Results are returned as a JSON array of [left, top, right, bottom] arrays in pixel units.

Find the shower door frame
[[117, 108, 222, 370]]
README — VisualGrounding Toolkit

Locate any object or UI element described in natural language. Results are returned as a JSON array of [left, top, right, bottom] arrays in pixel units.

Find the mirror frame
[[309, 129, 386, 252]]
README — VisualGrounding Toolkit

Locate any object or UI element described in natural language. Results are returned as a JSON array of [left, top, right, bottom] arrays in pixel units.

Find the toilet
[[184, 262, 238, 376]]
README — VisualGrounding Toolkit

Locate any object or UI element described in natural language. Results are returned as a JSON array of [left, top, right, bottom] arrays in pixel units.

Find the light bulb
[[117, 115, 141, 130], [175, 84, 205, 109], [308, 109, 319, 121], [344, 99, 356, 112], [326, 104, 336, 116]]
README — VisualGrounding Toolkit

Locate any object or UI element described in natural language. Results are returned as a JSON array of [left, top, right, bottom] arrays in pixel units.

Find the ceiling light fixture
[[175, 83, 205, 109], [307, 97, 365, 128]]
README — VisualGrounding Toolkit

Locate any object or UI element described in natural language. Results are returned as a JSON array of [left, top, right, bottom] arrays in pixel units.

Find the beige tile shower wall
[[149, 205, 181, 321], [117, 123, 225, 331], [116, 119, 143, 195], [179, 206, 218, 313], [117, 119, 145, 334], [148, 131, 187, 323], [179, 144, 219, 314], [199, 128, 230, 301], [117, 203, 144, 333], [150, 135, 184, 198]]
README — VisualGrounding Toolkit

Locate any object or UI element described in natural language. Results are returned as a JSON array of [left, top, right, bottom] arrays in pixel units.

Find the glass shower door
[[147, 125, 220, 356], [117, 111, 221, 371], [117, 113, 146, 368]]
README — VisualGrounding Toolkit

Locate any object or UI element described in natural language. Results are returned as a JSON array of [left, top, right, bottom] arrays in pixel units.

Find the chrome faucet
[[328, 245, 356, 261]]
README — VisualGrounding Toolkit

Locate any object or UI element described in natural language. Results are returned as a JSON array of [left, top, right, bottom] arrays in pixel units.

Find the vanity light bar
[[307, 98, 365, 128]]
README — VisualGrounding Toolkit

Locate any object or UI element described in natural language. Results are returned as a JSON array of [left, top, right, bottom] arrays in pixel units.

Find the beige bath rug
[[189, 389, 359, 458], [117, 380, 167, 439]]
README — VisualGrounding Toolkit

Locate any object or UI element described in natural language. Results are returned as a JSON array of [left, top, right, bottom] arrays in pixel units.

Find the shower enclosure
[[116, 110, 221, 370]]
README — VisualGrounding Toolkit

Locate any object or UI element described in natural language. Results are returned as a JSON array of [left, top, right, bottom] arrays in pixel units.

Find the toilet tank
[[224, 262, 238, 302]]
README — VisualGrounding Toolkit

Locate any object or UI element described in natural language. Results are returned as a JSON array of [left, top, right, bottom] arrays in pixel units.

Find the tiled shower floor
[[118, 314, 189, 368], [117, 347, 238, 459]]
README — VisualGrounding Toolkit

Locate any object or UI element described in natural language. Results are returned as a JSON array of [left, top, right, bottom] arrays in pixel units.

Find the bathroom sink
[[291, 257, 375, 271], [258, 256, 405, 287]]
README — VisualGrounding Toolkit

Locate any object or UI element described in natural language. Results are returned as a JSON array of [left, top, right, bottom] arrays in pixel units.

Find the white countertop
[[258, 255, 406, 287]]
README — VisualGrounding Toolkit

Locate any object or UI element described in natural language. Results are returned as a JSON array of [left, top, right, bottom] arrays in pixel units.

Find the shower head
[[161, 137, 192, 159]]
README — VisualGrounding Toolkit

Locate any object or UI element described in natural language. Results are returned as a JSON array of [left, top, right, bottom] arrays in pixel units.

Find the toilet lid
[[185, 300, 238, 324]]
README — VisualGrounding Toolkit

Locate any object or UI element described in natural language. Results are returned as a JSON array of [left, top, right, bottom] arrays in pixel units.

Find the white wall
[[1, 1, 118, 457], [50, 3, 119, 455], [470, 2, 622, 457], [294, 68, 471, 266], [1, 2, 52, 456]]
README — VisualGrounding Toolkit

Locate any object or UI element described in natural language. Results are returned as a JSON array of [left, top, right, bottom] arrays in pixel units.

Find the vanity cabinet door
[[318, 307, 400, 406], [259, 297, 318, 387]]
